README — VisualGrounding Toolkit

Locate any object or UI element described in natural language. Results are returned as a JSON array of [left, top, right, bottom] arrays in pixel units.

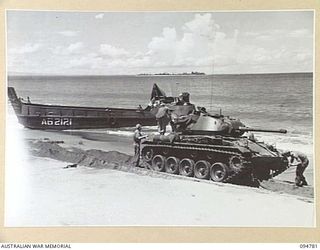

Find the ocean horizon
[[7, 72, 313, 78]]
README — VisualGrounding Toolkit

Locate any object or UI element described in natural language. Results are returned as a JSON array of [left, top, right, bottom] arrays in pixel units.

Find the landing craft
[[7, 86, 157, 130]]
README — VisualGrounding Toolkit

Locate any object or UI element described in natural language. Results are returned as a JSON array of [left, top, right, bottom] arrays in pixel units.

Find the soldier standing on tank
[[156, 104, 171, 135], [132, 124, 147, 168], [283, 151, 309, 187], [176, 93, 185, 105]]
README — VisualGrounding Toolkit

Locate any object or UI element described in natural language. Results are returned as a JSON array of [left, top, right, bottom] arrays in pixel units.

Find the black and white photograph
[[5, 10, 314, 227]]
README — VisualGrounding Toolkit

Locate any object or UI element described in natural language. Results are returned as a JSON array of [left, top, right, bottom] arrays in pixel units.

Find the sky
[[7, 10, 314, 75]]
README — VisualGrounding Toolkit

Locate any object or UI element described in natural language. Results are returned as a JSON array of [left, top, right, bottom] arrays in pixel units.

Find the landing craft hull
[[8, 87, 156, 130]]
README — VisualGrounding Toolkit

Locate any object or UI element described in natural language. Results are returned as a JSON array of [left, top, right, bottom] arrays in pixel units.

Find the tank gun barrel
[[238, 127, 287, 134]]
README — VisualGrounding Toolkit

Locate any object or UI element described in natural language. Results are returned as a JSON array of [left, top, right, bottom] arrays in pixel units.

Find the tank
[[140, 85, 290, 186]]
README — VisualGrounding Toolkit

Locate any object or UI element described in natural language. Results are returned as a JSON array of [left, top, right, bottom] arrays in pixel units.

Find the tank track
[[223, 162, 252, 184], [141, 142, 255, 185]]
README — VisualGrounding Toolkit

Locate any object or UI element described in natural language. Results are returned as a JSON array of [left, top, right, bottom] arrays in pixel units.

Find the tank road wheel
[[210, 162, 228, 182], [194, 160, 210, 179], [179, 158, 195, 177], [152, 155, 166, 172], [165, 157, 180, 174], [142, 148, 153, 162]]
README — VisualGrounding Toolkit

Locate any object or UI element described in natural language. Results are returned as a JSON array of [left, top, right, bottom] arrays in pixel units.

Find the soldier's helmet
[[178, 92, 190, 103], [283, 150, 291, 157]]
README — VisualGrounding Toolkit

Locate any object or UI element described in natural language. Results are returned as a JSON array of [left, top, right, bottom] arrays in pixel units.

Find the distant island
[[137, 71, 206, 76]]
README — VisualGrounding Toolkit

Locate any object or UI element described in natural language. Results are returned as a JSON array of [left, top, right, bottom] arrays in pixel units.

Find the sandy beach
[[5, 156, 314, 227], [5, 112, 315, 227]]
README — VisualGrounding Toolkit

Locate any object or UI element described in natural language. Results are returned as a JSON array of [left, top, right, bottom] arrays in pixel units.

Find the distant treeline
[[138, 71, 206, 76]]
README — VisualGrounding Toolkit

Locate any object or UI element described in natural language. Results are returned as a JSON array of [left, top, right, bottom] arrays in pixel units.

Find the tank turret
[[153, 102, 287, 137], [183, 111, 288, 137], [149, 84, 287, 137]]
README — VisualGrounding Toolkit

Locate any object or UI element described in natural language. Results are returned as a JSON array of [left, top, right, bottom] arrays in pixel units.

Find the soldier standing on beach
[[283, 151, 309, 187], [132, 124, 147, 168]]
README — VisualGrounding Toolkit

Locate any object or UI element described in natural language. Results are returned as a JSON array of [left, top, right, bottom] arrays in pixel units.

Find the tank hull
[[140, 135, 289, 185]]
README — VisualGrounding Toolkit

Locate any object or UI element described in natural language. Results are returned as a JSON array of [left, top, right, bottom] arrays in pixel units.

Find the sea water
[[7, 73, 314, 168]]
